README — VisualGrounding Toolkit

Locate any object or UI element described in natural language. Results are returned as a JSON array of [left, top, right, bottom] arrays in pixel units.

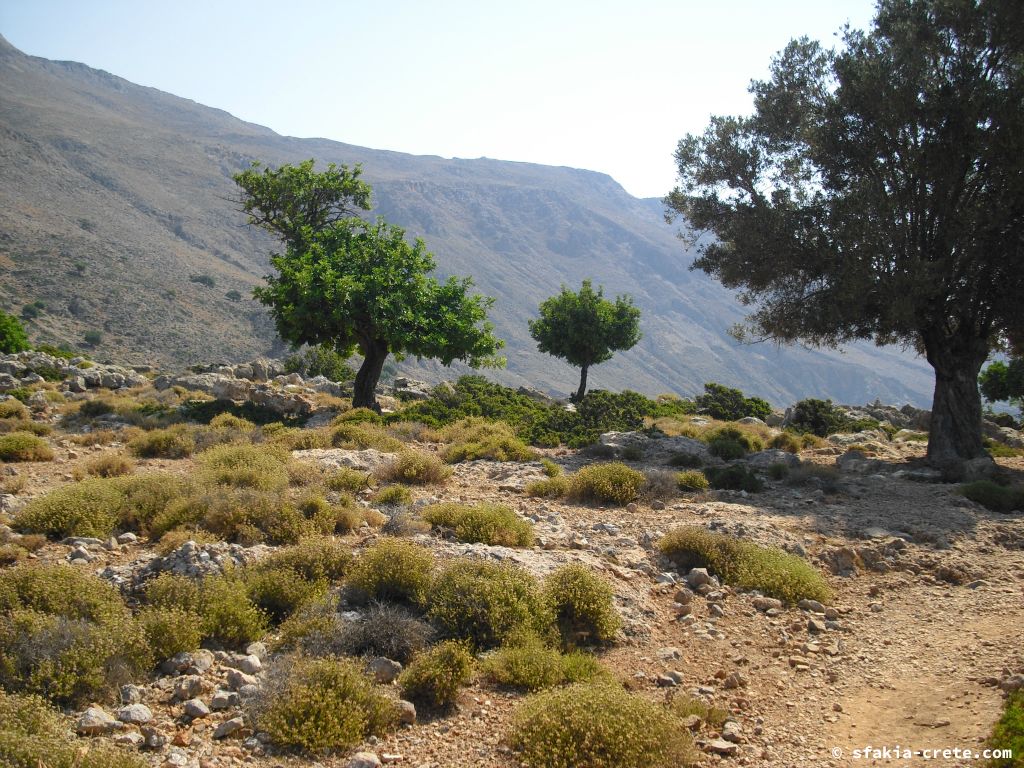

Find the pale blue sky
[[1, 0, 876, 198]]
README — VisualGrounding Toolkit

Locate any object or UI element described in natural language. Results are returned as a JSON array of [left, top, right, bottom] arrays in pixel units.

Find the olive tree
[[666, 0, 1024, 472], [529, 280, 641, 401]]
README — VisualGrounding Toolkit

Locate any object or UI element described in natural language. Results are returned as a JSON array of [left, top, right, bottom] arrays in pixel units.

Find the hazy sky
[[2, 0, 876, 198]]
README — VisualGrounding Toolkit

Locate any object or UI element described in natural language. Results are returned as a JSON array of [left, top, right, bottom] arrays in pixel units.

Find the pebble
[[120, 684, 143, 704], [174, 675, 205, 701], [706, 738, 739, 756], [184, 698, 211, 718], [226, 669, 259, 690], [142, 725, 167, 749]]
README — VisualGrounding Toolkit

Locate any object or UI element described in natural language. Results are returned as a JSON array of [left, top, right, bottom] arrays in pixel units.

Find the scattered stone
[[76, 706, 121, 735], [807, 618, 827, 633], [722, 721, 743, 743], [798, 599, 825, 613], [174, 675, 205, 701], [210, 690, 238, 710], [397, 699, 417, 725], [142, 725, 168, 749], [706, 738, 739, 756], [752, 597, 783, 612], [116, 703, 153, 724], [114, 731, 146, 747], [184, 698, 211, 718], [226, 669, 259, 690], [213, 717, 245, 739], [367, 657, 403, 684], [723, 672, 747, 690], [120, 684, 143, 704], [347, 753, 383, 768], [686, 568, 710, 588]]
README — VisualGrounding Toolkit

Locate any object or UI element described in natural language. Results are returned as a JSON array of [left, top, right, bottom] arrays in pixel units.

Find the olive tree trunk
[[353, 338, 389, 412], [574, 364, 589, 402], [922, 330, 990, 471]]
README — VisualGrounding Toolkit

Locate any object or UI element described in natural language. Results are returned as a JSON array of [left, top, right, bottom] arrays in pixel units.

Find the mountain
[[0, 35, 934, 406]]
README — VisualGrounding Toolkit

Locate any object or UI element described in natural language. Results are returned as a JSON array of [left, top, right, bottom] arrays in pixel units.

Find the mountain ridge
[[0, 35, 934, 406]]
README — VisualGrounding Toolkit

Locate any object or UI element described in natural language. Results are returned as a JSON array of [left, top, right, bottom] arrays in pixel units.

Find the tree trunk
[[575, 364, 589, 402], [353, 338, 389, 412], [922, 330, 989, 471]]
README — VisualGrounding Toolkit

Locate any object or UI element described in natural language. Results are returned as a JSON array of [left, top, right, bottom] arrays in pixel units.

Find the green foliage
[[695, 382, 772, 422], [129, 424, 195, 458], [374, 449, 452, 485], [398, 640, 474, 709], [13, 478, 124, 538], [331, 421, 404, 451], [189, 273, 215, 288], [676, 470, 710, 491], [0, 690, 148, 768], [703, 464, 765, 492], [667, 695, 729, 729], [136, 606, 202, 662], [241, 566, 328, 624], [958, 480, 1024, 513], [143, 572, 200, 611], [428, 560, 550, 649], [540, 458, 562, 477], [525, 476, 569, 498], [239, 161, 503, 409], [347, 539, 434, 607], [284, 344, 355, 382], [980, 358, 1024, 408], [659, 527, 832, 604], [0, 433, 53, 462], [225, 289, 243, 301], [566, 462, 645, 505], [543, 564, 620, 648], [441, 417, 536, 462], [422, 502, 534, 546], [83, 330, 102, 346], [252, 655, 397, 752], [787, 398, 851, 437], [529, 280, 642, 400], [257, 537, 352, 582], [0, 311, 30, 354], [199, 573, 269, 648], [0, 399, 29, 420], [482, 638, 565, 691], [987, 690, 1024, 768], [196, 443, 291, 491], [371, 484, 412, 505], [325, 466, 372, 492], [986, 439, 1024, 458], [509, 682, 695, 768]]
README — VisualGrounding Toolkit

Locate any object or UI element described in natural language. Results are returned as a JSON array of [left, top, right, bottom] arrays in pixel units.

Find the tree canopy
[[236, 161, 503, 409], [528, 280, 641, 400], [0, 310, 29, 354], [666, 0, 1024, 471]]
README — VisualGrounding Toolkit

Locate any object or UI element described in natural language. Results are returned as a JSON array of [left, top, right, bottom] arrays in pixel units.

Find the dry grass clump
[[289, 601, 434, 663], [128, 424, 195, 458], [0, 399, 29, 420], [347, 539, 435, 607], [640, 469, 681, 501], [524, 476, 569, 498], [387, 420, 442, 443], [768, 430, 822, 452], [195, 443, 291, 491], [0, 433, 53, 462], [331, 421, 404, 452], [0, 473, 27, 495], [73, 450, 135, 480], [0, 690, 148, 768], [543, 564, 620, 648], [421, 502, 534, 547], [508, 682, 696, 768], [398, 640, 474, 709], [250, 655, 397, 752], [540, 458, 562, 476], [267, 425, 332, 450], [659, 526, 832, 604], [667, 694, 729, 729], [565, 462, 645, 506], [67, 429, 119, 446], [374, 449, 452, 485], [428, 560, 551, 649], [440, 417, 536, 463]]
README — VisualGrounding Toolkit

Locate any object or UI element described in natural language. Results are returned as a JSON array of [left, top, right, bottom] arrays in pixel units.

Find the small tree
[[529, 280, 641, 401], [980, 358, 1024, 415], [238, 162, 504, 410], [0, 310, 29, 353]]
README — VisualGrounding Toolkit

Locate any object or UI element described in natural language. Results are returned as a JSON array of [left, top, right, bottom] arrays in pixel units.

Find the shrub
[[428, 560, 551, 649], [241, 566, 328, 624], [787, 398, 849, 437], [14, 478, 125, 538], [695, 382, 771, 422], [509, 682, 695, 768], [543, 564, 620, 648], [0, 311, 30, 353], [347, 539, 434, 607], [73, 450, 135, 480], [331, 421, 403, 452], [298, 601, 434, 663], [566, 462, 644, 505], [483, 638, 606, 691], [398, 640, 474, 708], [667, 694, 729, 729], [83, 330, 102, 346], [136, 606, 202, 662], [142, 572, 200, 611], [706, 425, 763, 459], [129, 425, 195, 458], [441, 417, 536, 463], [987, 690, 1024, 768], [199, 573, 269, 648], [116, 473, 193, 534], [767, 462, 791, 480], [640, 469, 681, 501], [251, 655, 397, 751], [257, 537, 352, 582], [784, 463, 841, 493], [540, 458, 562, 477], [525, 476, 569, 498], [0, 399, 29, 420], [676, 470, 710, 491], [422, 502, 534, 546], [958, 480, 1024, 513], [196, 443, 291, 491], [0, 690, 148, 768], [154, 488, 309, 545], [704, 464, 764, 492], [326, 466, 372, 492], [283, 344, 355, 382], [374, 449, 452, 485], [371, 484, 412, 505], [659, 527, 832, 604], [667, 452, 704, 468], [0, 433, 53, 462], [0, 419, 50, 436]]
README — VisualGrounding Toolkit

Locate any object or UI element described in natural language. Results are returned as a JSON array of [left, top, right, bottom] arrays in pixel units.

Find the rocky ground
[[2, 361, 1022, 768]]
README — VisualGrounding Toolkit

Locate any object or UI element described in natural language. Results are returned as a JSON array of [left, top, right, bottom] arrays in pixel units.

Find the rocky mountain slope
[[0, 34, 933, 405]]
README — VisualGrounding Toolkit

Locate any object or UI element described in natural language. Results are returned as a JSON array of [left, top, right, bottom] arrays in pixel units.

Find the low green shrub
[[787, 398, 849, 437], [0, 690, 148, 768], [985, 439, 1024, 458], [566, 462, 645, 505], [73, 450, 135, 479], [199, 573, 269, 648], [668, 694, 729, 729], [958, 480, 1024, 513], [128, 424, 195, 458], [251, 655, 397, 751], [0, 433, 53, 462], [767, 462, 791, 480], [13, 478, 125, 538], [0, 399, 29, 420], [142, 572, 200, 611], [482, 637, 564, 691], [136, 606, 202, 662], [347, 539, 434, 607], [543, 564, 620, 648], [676, 470, 710, 491], [703, 464, 764, 492], [241, 566, 328, 624], [706, 426, 762, 459], [524, 476, 569, 498], [371, 484, 413, 506], [398, 640, 474, 708], [441, 417, 536, 463], [155, 488, 315, 545], [666, 452, 704, 468], [508, 682, 696, 768], [986, 690, 1024, 768], [325, 466, 373, 492], [428, 560, 551, 649], [196, 443, 291, 491], [695, 382, 771, 422], [256, 537, 352, 582], [540, 458, 562, 477], [659, 526, 832, 604], [422, 502, 534, 546], [331, 422, 403, 452], [374, 449, 452, 485]]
